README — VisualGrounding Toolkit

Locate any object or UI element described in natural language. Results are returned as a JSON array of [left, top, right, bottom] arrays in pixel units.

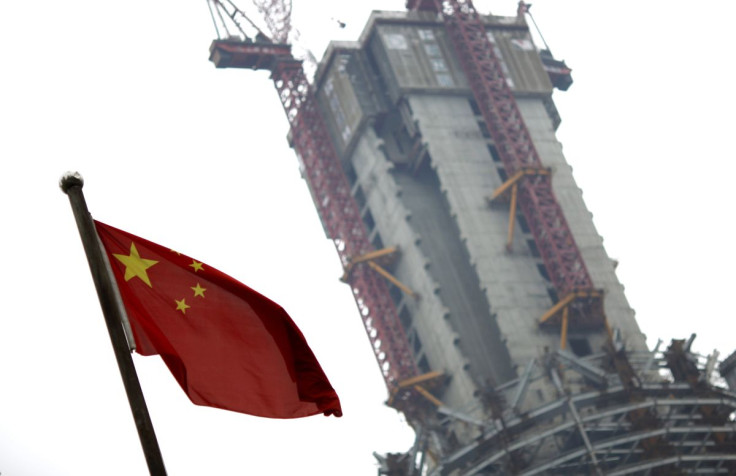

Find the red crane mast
[[206, 0, 418, 392], [271, 59, 419, 388]]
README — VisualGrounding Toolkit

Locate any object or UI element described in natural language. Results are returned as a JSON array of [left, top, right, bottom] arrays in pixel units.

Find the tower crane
[[206, 0, 420, 397]]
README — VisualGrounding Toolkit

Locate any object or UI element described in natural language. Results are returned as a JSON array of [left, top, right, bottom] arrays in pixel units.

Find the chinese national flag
[[94, 220, 342, 419]]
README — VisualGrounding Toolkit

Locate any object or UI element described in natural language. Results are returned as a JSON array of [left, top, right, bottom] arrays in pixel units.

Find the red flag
[[94, 220, 342, 419]]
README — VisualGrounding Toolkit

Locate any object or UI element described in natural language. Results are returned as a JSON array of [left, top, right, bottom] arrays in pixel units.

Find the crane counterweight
[[209, 39, 292, 70]]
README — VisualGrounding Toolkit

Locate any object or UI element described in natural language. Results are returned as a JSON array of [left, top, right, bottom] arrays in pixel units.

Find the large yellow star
[[113, 243, 159, 288]]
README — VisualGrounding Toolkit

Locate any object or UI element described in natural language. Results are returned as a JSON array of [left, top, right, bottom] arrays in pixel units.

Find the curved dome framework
[[424, 338, 736, 475]]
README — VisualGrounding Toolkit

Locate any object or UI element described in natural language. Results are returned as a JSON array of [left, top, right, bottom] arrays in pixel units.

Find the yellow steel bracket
[[488, 167, 550, 251], [560, 306, 569, 351], [342, 247, 418, 299], [388, 371, 445, 408], [539, 290, 603, 349], [413, 385, 443, 407]]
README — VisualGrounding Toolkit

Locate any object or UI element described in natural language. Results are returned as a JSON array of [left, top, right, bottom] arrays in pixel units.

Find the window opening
[[417, 29, 436, 41], [389, 283, 403, 307], [399, 306, 413, 331], [412, 332, 423, 353], [353, 185, 366, 209], [363, 209, 376, 232], [372, 233, 385, 251], [487, 144, 501, 162], [537, 263, 550, 282], [527, 239, 540, 258], [469, 99, 482, 116], [517, 215, 530, 233], [478, 121, 492, 138], [418, 356, 431, 374], [430, 58, 448, 72], [436, 73, 454, 88], [423, 43, 442, 58]]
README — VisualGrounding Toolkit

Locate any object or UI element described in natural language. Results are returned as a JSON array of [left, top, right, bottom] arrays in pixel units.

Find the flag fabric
[[94, 220, 342, 419]]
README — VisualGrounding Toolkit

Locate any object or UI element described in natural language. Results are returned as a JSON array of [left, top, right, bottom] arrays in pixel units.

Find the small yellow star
[[189, 260, 204, 273], [113, 243, 159, 288], [175, 298, 191, 314], [191, 283, 207, 298]]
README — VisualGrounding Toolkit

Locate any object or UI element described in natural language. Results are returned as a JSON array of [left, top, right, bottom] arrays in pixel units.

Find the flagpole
[[60, 172, 167, 476]]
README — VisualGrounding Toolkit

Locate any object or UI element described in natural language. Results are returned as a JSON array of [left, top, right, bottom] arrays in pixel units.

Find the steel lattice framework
[[426, 340, 736, 475]]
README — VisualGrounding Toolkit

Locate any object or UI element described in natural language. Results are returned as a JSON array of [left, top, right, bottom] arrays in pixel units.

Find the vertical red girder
[[441, 1, 595, 298], [271, 60, 418, 388]]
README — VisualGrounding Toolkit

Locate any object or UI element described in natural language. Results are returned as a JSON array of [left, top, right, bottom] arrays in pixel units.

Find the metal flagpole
[[60, 172, 167, 476]]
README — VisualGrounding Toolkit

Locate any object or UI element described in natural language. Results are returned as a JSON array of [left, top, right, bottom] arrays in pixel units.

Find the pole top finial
[[59, 171, 84, 194]]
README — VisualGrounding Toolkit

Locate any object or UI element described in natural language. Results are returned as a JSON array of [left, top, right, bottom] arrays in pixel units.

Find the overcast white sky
[[1, 1, 735, 475]]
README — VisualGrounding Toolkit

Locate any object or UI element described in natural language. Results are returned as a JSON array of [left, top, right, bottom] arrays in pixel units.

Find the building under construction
[[208, 1, 736, 474]]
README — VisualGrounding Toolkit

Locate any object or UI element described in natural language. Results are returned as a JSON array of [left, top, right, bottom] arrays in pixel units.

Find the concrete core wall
[[310, 9, 652, 447], [348, 127, 489, 432]]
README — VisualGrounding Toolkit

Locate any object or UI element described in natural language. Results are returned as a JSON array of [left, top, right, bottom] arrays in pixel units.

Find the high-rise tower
[[209, 2, 736, 474]]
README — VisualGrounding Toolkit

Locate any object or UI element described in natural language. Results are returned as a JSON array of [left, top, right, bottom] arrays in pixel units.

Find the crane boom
[[250, 0, 292, 44]]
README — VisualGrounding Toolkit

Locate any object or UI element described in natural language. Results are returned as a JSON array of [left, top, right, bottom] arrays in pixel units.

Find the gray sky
[[1, 1, 734, 474]]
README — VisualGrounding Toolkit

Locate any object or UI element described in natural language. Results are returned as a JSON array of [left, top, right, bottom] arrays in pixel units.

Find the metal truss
[[407, 0, 604, 331], [426, 339, 736, 475]]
